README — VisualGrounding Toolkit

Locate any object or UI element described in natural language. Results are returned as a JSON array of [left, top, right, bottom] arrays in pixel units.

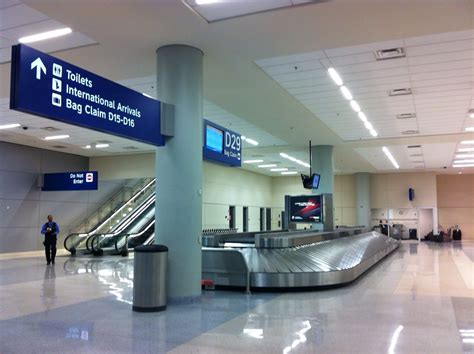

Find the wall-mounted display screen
[[289, 195, 322, 223], [205, 125, 224, 153]]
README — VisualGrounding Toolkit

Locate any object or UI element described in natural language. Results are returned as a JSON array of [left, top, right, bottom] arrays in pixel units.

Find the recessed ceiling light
[[350, 100, 361, 112], [458, 148, 474, 152], [0, 123, 21, 130], [382, 146, 400, 169], [244, 138, 259, 146], [327, 67, 343, 86], [454, 159, 474, 164], [461, 140, 474, 145], [358, 112, 368, 122], [370, 129, 378, 137], [195, 0, 220, 4], [453, 163, 474, 168], [340, 86, 353, 100], [455, 154, 474, 159], [44, 134, 70, 140], [95, 143, 110, 148], [465, 127, 474, 132], [243, 159, 263, 164], [271, 168, 288, 172], [82, 145, 91, 149], [19, 27, 72, 44], [281, 171, 298, 175], [258, 164, 277, 168], [470, 114, 474, 118]]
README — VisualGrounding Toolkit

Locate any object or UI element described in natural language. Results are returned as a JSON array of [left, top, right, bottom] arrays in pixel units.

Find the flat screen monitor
[[301, 173, 321, 190], [205, 125, 223, 153], [289, 195, 322, 223]]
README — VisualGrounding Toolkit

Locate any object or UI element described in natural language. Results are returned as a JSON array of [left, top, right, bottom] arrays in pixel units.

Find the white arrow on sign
[[31, 57, 46, 80]]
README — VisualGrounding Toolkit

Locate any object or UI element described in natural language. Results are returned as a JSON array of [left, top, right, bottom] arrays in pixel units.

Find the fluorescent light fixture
[[358, 112, 368, 122], [95, 143, 109, 148], [142, 93, 153, 98], [458, 148, 474, 152], [258, 164, 277, 168], [243, 159, 263, 164], [370, 129, 378, 137], [241, 136, 246, 140], [465, 127, 474, 132], [195, 0, 220, 4], [280, 153, 289, 158], [456, 154, 474, 158], [350, 100, 361, 112], [0, 123, 21, 130], [470, 113, 474, 118], [364, 121, 373, 130], [382, 146, 400, 169], [44, 134, 70, 140], [244, 138, 259, 146], [281, 171, 298, 175], [82, 145, 91, 149], [19, 27, 72, 44], [454, 159, 474, 164], [271, 168, 288, 172], [340, 86, 353, 100], [461, 140, 474, 145], [327, 67, 343, 86]]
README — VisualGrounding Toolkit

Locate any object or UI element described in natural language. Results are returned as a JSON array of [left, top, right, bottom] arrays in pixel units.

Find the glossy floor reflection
[[0, 241, 473, 353]]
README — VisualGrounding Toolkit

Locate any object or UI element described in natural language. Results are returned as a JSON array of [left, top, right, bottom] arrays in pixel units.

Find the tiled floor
[[0, 241, 473, 353]]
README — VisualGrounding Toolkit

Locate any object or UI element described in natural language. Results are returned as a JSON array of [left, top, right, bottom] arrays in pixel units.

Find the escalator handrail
[[114, 219, 155, 251]]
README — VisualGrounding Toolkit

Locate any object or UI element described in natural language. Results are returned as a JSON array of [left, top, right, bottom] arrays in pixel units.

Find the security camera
[[22, 126, 29, 130]]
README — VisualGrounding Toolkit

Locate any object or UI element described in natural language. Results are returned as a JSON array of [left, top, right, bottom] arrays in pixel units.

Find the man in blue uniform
[[41, 215, 60, 265]]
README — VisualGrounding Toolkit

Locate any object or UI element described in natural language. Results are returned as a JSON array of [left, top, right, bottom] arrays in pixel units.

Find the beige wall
[[370, 172, 437, 209], [437, 175, 474, 240], [90, 153, 155, 180]]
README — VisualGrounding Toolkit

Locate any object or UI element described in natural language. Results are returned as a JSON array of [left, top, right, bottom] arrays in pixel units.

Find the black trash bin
[[132, 244, 168, 312]]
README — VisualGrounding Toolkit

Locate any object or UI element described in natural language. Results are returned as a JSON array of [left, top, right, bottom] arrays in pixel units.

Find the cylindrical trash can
[[133, 244, 168, 312]]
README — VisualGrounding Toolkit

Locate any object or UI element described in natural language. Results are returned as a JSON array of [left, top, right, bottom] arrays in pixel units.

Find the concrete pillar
[[155, 45, 203, 300], [310, 145, 334, 230], [355, 173, 371, 229]]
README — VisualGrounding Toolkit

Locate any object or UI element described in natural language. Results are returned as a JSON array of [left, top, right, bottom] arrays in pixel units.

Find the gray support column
[[310, 145, 334, 231], [310, 145, 334, 194], [155, 45, 203, 300], [355, 173, 371, 230]]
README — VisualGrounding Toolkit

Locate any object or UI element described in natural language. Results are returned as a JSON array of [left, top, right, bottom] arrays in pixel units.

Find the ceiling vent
[[41, 126, 60, 132], [396, 113, 416, 119], [409, 153, 423, 157], [389, 88, 412, 96], [52, 145, 67, 149], [123, 146, 139, 150], [374, 47, 406, 61], [407, 145, 422, 149], [402, 130, 419, 135]]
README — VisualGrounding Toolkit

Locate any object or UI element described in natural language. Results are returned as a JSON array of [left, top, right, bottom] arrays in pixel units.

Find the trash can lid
[[135, 244, 168, 253]]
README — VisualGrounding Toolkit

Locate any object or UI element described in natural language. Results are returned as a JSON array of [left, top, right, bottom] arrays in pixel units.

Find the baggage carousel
[[202, 229, 399, 290]]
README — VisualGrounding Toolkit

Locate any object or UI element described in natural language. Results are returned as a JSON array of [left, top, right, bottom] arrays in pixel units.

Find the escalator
[[91, 200, 156, 255], [64, 179, 156, 255]]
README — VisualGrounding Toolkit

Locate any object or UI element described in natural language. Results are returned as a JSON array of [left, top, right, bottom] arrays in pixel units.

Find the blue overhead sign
[[42, 171, 98, 191], [10, 44, 165, 146], [203, 120, 241, 167]]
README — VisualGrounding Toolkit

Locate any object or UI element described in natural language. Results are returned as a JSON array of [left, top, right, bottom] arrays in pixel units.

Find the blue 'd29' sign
[[203, 120, 241, 167], [10, 44, 165, 146]]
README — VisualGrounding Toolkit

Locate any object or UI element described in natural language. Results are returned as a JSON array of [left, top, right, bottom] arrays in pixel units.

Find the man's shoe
[[47, 262, 51, 265], [52, 261, 55, 265]]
